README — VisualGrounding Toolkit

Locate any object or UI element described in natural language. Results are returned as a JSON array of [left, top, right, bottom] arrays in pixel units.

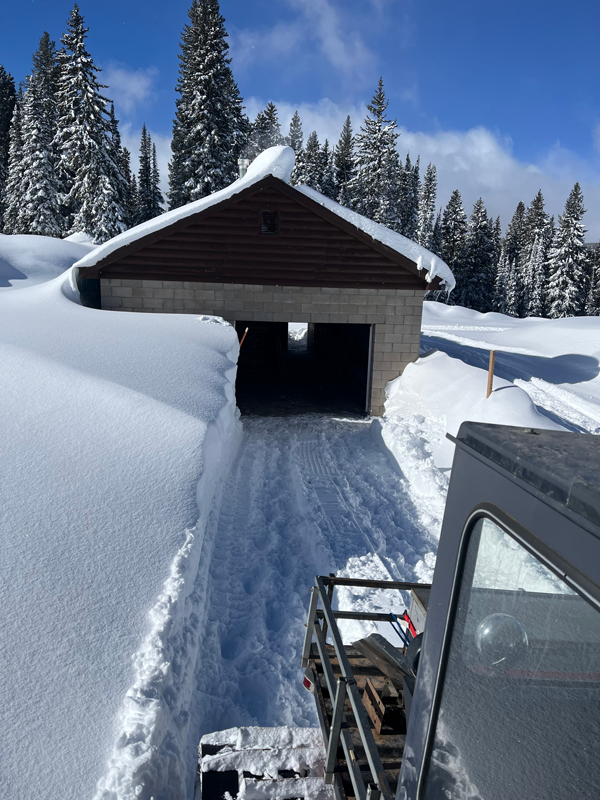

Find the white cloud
[[230, 0, 375, 88], [103, 64, 158, 115]]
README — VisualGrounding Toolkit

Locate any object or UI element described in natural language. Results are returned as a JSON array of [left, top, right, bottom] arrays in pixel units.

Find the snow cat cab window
[[423, 514, 600, 800]]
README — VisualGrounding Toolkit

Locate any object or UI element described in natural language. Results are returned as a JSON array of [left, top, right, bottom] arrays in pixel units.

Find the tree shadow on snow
[[0, 259, 28, 287]]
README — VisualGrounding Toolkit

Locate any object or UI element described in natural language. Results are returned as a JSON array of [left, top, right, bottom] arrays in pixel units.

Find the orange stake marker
[[239, 327, 249, 347]]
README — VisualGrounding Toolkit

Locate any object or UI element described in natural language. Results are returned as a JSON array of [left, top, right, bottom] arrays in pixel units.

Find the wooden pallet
[[309, 642, 407, 800]]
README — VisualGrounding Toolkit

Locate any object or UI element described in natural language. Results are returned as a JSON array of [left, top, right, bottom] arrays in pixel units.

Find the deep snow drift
[[0, 240, 241, 800], [0, 232, 93, 290]]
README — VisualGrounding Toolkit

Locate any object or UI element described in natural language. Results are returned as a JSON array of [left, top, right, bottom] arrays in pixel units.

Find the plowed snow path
[[188, 415, 436, 745]]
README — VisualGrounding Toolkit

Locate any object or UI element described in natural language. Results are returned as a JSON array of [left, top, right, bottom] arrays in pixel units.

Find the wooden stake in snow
[[486, 350, 496, 398], [239, 327, 249, 348]]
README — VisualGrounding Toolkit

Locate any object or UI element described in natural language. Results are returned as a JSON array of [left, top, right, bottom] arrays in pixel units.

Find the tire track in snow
[[190, 415, 437, 753]]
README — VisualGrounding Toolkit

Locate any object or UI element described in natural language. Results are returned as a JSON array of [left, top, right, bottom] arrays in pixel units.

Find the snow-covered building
[[76, 147, 453, 414]]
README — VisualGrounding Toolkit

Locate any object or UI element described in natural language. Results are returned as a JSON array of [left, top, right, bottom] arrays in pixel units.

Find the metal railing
[[301, 575, 428, 800]]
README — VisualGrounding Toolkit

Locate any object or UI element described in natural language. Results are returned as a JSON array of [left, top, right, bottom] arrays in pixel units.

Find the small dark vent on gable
[[261, 209, 278, 235]]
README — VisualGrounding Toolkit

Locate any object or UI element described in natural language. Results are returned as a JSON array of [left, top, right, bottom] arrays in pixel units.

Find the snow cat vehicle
[[199, 422, 600, 800]]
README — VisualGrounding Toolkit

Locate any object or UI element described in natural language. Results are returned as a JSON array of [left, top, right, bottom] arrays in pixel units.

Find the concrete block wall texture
[[100, 279, 424, 415]]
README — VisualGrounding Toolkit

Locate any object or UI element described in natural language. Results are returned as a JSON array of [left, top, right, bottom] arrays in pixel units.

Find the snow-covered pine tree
[[440, 190, 468, 303], [263, 102, 284, 146], [2, 92, 24, 234], [458, 198, 495, 312], [286, 110, 303, 152], [168, 0, 248, 209], [13, 71, 61, 236], [491, 216, 502, 267], [416, 162, 437, 248], [53, 5, 128, 241], [398, 154, 419, 240], [291, 130, 322, 189], [32, 33, 59, 135], [349, 78, 399, 228], [502, 201, 526, 316], [547, 183, 589, 318], [431, 210, 442, 256], [120, 146, 137, 227], [493, 248, 508, 313], [0, 66, 16, 228], [107, 102, 132, 229], [520, 191, 552, 315], [333, 115, 355, 207], [584, 245, 600, 316], [151, 144, 164, 218], [137, 123, 153, 223], [319, 140, 336, 199]]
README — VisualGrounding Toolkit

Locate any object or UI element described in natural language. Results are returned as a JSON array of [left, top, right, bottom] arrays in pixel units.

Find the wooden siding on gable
[[79, 178, 435, 290]]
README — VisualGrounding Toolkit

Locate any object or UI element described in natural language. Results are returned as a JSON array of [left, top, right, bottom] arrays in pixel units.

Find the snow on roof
[[75, 144, 454, 291], [75, 146, 296, 270], [295, 185, 455, 291]]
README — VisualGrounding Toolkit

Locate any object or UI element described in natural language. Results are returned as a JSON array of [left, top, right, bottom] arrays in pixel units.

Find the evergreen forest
[[0, 0, 597, 320]]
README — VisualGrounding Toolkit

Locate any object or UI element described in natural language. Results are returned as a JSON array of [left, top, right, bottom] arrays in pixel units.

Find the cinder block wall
[[100, 279, 423, 415]]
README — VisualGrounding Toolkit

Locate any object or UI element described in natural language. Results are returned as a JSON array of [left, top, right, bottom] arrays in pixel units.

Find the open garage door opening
[[235, 321, 372, 416]]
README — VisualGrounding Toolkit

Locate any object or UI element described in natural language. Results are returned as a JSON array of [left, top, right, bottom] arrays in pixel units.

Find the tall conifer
[[349, 78, 399, 228], [0, 66, 16, 228], [547, 183, 588, 318], [440, 190, 468, 302], [168, 0, 247, 208], [459, 198, 495, 312], [334, 115, 355, 207], [286, 110, 303, 152], [416, 163, 437, 248]]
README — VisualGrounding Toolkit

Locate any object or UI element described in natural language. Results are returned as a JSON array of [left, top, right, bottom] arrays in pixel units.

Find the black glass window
[[423, 516, 600, 800]]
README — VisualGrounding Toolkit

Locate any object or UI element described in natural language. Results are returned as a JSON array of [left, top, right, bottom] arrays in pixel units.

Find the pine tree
[[349, 78, 399, 228], [120, 146, 137, 226], [291, 130, 321, 188], [494, 247, 510, 314], [263, 102, 284, 146], [584, 245, 600, 316], [398, 154, 420, 239], [168, 0, 248, 209], [0, 66, 16, 228], [440, 190, 468, 303], [286, 110, 303, 152], [137, 123, 153, 223], [319, 139, 336, 199], [53, 5, 127, 241], [458, 198, 495, 312], [416, 162, 437, 248], [3, 92, 24, 234], [151, 144, 164, 217], [13, 71, 61, 236], [547, 183, 588, 318], [334, 115, 355, 206], [503, 201, 527, 316], [491, 216, 502, 267], [32, 33, 59, 135], [520, 191, 552, 315]]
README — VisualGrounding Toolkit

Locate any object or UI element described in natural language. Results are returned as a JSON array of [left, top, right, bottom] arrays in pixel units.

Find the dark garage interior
[[235, 321, 372, 416]]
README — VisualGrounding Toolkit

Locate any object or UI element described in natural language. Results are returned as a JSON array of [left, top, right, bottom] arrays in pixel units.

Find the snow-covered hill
[[0, 232, 94, 290]]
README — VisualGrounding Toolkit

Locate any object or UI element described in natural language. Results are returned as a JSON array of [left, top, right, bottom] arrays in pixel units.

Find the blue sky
[[2, 0, 600, 236]]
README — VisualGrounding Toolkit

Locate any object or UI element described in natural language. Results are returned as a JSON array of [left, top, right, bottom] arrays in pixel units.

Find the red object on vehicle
[[403, 610, 417, 638], [303, 667, 316, 693]]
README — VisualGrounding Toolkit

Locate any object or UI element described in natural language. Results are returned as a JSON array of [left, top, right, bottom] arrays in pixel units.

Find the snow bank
[[0, 261, 241, 799], [296, 186, 455, 291], [422, 301, 600, 358], [373, 350, 565, 581], [0, 232, 93, 290], [75, 146, 296, 270]]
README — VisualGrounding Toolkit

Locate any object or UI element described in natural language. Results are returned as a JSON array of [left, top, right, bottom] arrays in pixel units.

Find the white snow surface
[[0, 247, 242, 799], [295, 186, 455, 290], [0, 232, 94, 290], [74, 146, 452, 290], [421, 301, 600, 431], [74, 147, 296, 270]]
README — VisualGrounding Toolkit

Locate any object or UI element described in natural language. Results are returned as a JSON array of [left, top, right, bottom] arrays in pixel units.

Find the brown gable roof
[[78, 176, 440, 289]]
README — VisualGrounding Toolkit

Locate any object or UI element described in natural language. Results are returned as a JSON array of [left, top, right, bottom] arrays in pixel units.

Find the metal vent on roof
[[261, 210, 278, 235]]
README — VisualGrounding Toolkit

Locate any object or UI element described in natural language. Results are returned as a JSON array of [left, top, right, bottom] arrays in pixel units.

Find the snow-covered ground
[[421, 301, 600, 433], [0, 232, 94, 289], [3, 227, 598, 800], [0, 237, 241, 800]]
